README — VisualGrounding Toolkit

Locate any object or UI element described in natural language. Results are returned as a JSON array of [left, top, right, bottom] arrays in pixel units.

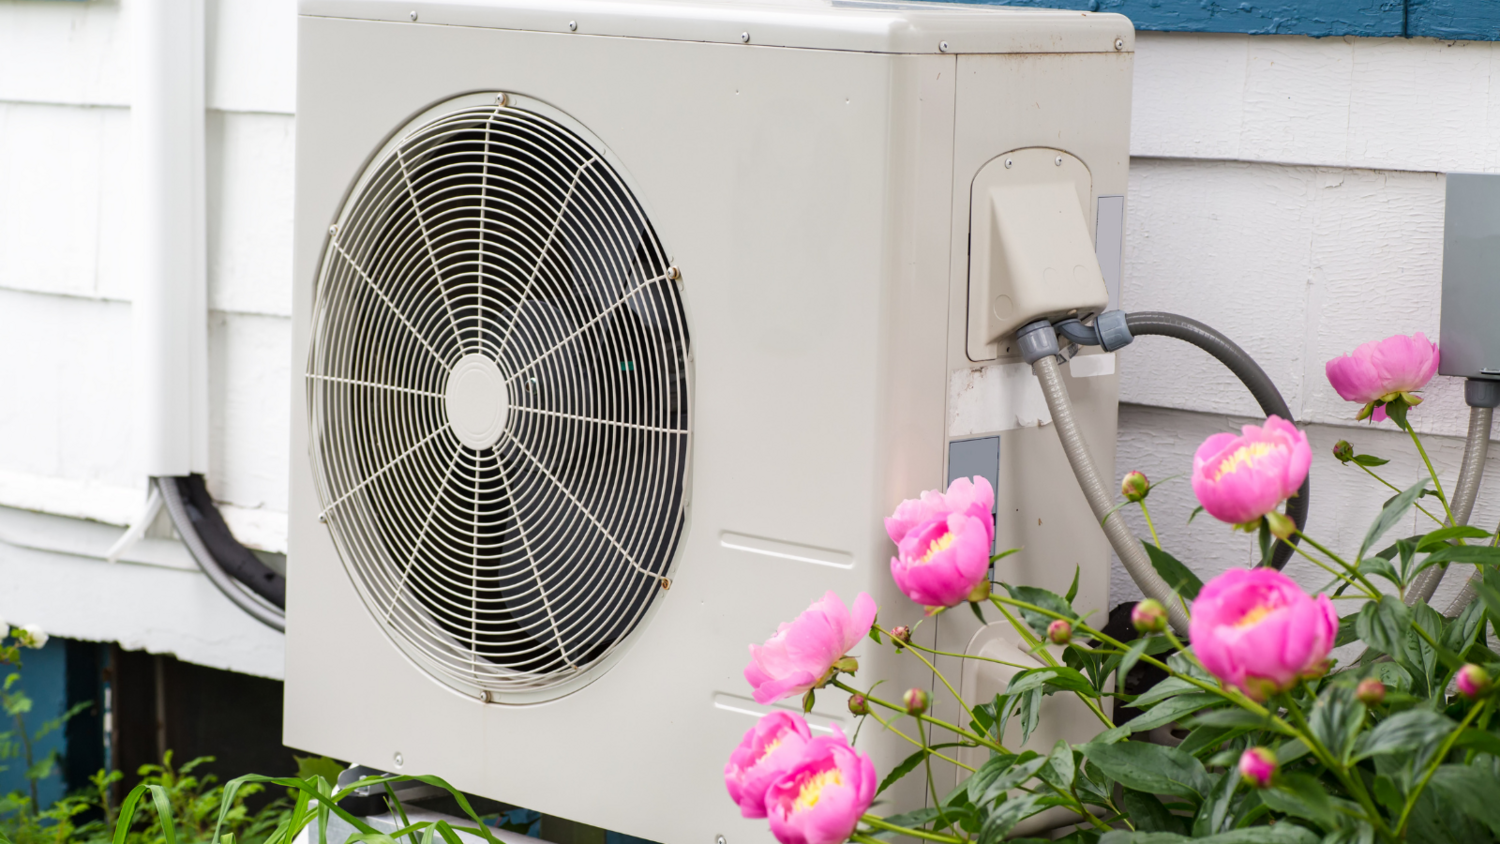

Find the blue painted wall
[[941, 0, 1500, 40], [0, 640, 69, 809]]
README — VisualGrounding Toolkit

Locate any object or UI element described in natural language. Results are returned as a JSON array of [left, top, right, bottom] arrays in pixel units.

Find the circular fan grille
[[307, 96, 691, 699]]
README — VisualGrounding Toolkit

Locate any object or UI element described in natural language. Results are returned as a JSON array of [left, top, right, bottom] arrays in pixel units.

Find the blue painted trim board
[[939, 0, 1500, 41]]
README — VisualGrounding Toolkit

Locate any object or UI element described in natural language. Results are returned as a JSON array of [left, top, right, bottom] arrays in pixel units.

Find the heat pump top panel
[[298, 0, 1132, 55]]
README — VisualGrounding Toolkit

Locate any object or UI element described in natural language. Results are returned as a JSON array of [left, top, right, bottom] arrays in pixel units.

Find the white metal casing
[[285, 2, 1131, 841]]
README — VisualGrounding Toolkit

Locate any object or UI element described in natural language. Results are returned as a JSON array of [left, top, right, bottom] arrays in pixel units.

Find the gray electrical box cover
[[1440, 173, 1500, 380]]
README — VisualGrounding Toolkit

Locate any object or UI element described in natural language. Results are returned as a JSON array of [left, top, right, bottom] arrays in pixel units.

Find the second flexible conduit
[[1122, 312, 1308, 570], [1405, 405, 1493, 608], [159, 476, 286, 631]]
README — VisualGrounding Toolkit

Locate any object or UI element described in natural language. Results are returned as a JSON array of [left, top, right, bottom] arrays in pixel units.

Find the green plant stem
[[1407, 425, 1458, 526], [1356, 463, 1445, 526], [897, 638, 1030, 671], [1138, 500, 1163, 549], [860, 814, 965, 844], [918, 719, 961, 839], [986, 600, 1114, 728], [1295, 529, 1384, 596], [1290, 539, 1381, 599], [1397, 698, 1489, 836], [865, 707, 975, 771], [831, 679, 1008, 754], [888, 628, 984, 731], [1276, 693, 1392, 840]]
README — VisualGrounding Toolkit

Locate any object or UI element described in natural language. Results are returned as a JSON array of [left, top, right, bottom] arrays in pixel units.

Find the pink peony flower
[[764, 733, 877, 844], [1191, 416, 1312, 527], [1190, 568, 1338, 702], [1238, 747, 1277, 789], [746, 592, 876, 705], [884, 476, 994, 548], [725, 711, 815, 818], [1325, 332, 1439, 422], [890, 512, 992, 608]]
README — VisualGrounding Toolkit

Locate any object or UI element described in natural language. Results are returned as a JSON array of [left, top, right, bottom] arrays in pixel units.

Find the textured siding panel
[[208, 112, 296, 317]]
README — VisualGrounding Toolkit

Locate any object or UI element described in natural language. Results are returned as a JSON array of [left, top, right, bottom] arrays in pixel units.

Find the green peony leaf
[[1080, 741, 1212, 802], [1142, 542, 1203, 600], [1359, 478, 1427, 562]]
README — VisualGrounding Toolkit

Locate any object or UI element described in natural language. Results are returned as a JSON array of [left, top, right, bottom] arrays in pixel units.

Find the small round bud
[[966, 580, 991, 603], [1238, 747, 1277, 789], [1121, 471, 1150, 502], [16, 625, 47, 650], [1047, 619, 1073, 645], [902, 688, 929, 716], [1265, 510, 1295, 541], [1131, 599, 1168, 634], [848, 694, 869, 716], [1457, 664, 1492, 699], [1332, 440, 1354, 463], [1356, 677, 1386, 706], [891, 626, 912, 649]]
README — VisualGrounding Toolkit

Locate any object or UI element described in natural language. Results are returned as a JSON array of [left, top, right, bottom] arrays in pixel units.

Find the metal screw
[[660, 576, 672, 590], [666, 265, 681, 281], [393, 752, 404, 767], [740, 31, 750, 43], [1114, 37, 1125, 50], [409, 10, 417, 20], [1055, 155, 1063, 166], [317, 512, 327, 523], [1004, 158, 1013, 169], [568, 20, 577, 31], [938, 40, 949, 52], [716, 837, 726, 844], [495, 92, 509, 107], [477, 690, 490, 703], [328, 224, 338, 236]]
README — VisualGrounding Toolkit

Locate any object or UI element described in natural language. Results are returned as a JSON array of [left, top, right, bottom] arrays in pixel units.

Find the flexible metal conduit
[[1032, 354, 1191, 634], [1122, 312, 1308, 570], [159, 476, 286, 631], [1404, 405, 1493, 608]]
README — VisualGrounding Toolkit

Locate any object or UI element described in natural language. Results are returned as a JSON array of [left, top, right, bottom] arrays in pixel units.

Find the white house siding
[[1114, 32, 1500, 608], [0, 2, 1496, 676]]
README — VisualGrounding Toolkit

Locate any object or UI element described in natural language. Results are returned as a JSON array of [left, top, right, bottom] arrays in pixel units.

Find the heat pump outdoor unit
[[284, 1, 1133, 840]]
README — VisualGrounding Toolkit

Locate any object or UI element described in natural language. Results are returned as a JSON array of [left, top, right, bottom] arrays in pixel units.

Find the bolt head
[[666, 265, 681, 281], [568, 20, 578, 31], [393, 752, 404, 767], [317, 513, 327, 523], [740, 31, 750, 43], [477, 690, 490, 703], [495, 92, 509, 107], [1114, 37, 1125, 50], [660, 576, 672, 590], [716, 837, 726, 844], [328, 224, 338, 236], [1055, 155, 1064, 166], [1004, 158, 1013, 169], [939, 40, 949, 52], [409, 10, 417, 21]]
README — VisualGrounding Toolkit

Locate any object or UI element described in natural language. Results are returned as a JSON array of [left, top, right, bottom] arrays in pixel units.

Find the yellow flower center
[[794, 768, 845, 812], [1214, 442, 1279, 481], [920, 532, 955, 563], [1236, 604, 1274, 628], [758, 737, 783, 763]]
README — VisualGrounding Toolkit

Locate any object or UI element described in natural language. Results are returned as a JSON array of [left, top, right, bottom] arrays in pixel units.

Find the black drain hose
[[158, 474, 286, 631], [1122, 311, 1309, 570]]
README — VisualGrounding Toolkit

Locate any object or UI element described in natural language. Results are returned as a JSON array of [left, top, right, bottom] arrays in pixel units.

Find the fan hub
[[445, 354, 509, 450]]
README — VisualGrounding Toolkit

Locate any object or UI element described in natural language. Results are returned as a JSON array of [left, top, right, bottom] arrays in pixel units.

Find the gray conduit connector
[[1406, 403, 1492, 608], [157, 476, 287, 632], [1028, 335, 1191, 634]]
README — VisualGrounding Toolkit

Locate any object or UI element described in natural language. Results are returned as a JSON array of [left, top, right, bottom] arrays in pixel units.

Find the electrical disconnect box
[[1440, 173, 1500, 382]]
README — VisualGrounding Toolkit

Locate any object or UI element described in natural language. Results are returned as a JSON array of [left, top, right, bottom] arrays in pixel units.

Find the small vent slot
[[307, 100, 691, 697]]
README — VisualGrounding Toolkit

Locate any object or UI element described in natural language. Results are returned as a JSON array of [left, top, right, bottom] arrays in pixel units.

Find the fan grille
[[307, 97, 691, 698]]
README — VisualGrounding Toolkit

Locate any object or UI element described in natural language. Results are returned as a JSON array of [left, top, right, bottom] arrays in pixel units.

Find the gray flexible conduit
[[1033, 354, 1191, 634], [158, 475, 287, 631], [1405, 406, 1493, 608], [1123, 312, 1308, 570]]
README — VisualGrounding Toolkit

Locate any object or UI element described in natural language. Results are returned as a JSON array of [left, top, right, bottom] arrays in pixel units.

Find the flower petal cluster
[[764, 731, 877, 844], [746, 592, 875, 705], [1190, 568, 1337, 701], [724, 712, 877, 844], [1325, 332, 1439, 422], [886, 477, 994, 608], [1191, 416, 1311, 527]]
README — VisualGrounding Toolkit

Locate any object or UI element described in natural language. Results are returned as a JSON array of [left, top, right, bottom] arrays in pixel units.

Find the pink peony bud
[[1238, 747, 1278, 789], [746, 592, 877, 705], [1325, 333, 1439, 423], [1191, 416, 1312, 528], [724, 711, 814, 818], [1189, 569, 1338, 702], [764, 732, 877, 844], [1265, 510, 1296, 541], [903, 688, 929, 716], [890, 626, 911, 649], [1048, 619, 1073, 645], [1121, 471, 1150, 503], [847, 694, 869, 716], [1356, 678, 1386, 706], [1457, 664, 1492, 700], [1131, 599, 1168, 634], [1332, 440, 1354, 463]]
